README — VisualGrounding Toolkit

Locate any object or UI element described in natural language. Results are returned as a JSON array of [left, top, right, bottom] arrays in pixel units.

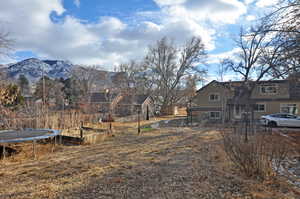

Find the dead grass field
[[0, 120, 299, 199]]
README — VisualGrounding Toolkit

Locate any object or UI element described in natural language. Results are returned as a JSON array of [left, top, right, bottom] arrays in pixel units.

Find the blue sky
[[0, 0, 278, 81]]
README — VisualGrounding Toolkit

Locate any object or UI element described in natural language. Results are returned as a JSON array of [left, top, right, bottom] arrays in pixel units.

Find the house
[[35, 98, 56, 107], [190, 75, 300, 122], [88, 92, 122, 113], [116, 94, 154, 120]]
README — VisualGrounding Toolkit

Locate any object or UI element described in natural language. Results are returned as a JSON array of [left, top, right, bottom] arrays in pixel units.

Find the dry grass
[[0, 121, 299, 199]]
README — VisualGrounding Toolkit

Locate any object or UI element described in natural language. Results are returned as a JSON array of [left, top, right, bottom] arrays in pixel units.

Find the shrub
[[222, 129, 290, 179]]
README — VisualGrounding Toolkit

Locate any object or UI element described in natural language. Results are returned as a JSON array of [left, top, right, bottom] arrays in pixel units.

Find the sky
[[0, 0, 278, 81]]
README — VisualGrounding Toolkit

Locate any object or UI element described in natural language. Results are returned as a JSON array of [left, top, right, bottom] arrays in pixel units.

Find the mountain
[[7, 58, 74, 82], [2, 58, 128, 91]]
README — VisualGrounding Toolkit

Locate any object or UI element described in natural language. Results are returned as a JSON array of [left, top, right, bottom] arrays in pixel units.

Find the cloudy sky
[[0, 0, 277, 79]]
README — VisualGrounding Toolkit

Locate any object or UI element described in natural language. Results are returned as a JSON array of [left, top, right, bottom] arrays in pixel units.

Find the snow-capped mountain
[[3, 58, 127, 90], [7, 58, 74, 82]]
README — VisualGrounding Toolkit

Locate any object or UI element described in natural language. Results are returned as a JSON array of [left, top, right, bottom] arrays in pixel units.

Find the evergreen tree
[[18, 74, 29, 95], [34, 76, 64, 105], [61, 77, 84, 106]]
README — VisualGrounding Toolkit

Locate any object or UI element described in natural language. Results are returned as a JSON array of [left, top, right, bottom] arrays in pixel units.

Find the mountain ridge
[[1, 58, 127, 91], [7, 58, 74, 82]]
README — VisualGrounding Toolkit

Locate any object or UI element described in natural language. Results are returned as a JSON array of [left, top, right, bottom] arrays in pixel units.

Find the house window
[[209, 93, 220, 101], [280, 104, 298, 114], [260, 85, 277, 94], [254, 103, 266, 112], [209, 111, 221, 119]]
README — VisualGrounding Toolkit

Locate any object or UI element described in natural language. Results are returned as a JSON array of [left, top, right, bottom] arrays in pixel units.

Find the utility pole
[[42, 67, 46, 106]]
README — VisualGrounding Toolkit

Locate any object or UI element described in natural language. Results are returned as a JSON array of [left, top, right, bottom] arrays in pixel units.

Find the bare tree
[[224, 23, 297, 83], [216, 59, 229, 82], [224, 0, 300, 89], [0, 29, 14, 114], [116, 60, 147, 93], [0, 29, 13, 84], [0, 30, 12, 56], [261, 0, 300, 67], [71, 65, 99, 98], [263, 0, 299, 34], [144, 36, 206, 112]]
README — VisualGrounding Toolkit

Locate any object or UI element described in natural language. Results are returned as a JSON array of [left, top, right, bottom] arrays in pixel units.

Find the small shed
[[89, 92, 122, 113], [116, 94, 154, 120]]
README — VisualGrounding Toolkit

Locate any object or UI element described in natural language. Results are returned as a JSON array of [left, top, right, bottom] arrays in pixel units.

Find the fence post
[[138, 110, 141, 135], [146, 105, 150, 120], [2, 144, 5, 160], [190, 110, 193, 126], [109, 122, 113, 135], [80, 121, 83, 139]]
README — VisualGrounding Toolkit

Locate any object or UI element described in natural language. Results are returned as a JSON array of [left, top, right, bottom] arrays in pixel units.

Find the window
[[254, 103, 266, 112], [209, 93, 220, 101], [260, 85, 277, 94], [209, 111, 221, 119], [285, 114, 297, 119], [270, 114, 285, 118], [280, 104, 298, 114]]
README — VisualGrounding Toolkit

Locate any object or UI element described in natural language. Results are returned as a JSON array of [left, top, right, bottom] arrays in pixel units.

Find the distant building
[[190, 75, 300, 122], [116, 94, 154, 120], [88, 92, 122, 113]]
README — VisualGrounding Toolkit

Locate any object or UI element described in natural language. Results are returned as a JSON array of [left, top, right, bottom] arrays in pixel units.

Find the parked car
[[260, 113, 300, 127]]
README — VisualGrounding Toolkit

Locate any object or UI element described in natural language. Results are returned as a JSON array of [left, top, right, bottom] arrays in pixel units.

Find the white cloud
[[207, 48, 241, 64], [0, 56, 17, 65], [246, 15, 256, 21], [74, 0, 80, 8], [0, 0, 222, 68], [0, 0, 255, 69], [155, 0, 247, 24], [153, 0, 185, 6], [256, 0, 279, 8], [205, 73, 241, 82], [244, 0, 255, 5]]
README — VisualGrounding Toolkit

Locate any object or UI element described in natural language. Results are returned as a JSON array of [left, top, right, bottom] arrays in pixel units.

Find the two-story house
[[190, 75, 300, 122]]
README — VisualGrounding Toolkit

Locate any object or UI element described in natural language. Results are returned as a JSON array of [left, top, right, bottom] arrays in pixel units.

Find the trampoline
[[0, 129, 61, 144]]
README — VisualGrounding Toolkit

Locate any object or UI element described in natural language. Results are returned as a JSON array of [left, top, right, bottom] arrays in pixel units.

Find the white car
[[260, 113, 300, 127]]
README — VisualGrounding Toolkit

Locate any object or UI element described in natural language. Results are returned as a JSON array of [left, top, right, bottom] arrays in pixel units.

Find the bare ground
[[0, 124, 299, 199]]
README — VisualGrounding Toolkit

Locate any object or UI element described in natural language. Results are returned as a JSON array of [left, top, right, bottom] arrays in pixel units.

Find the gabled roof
[[196, 80, 219, 93], [90, 92, 119, 103], [196, 79, 288, 93], [118, 94, 151, 105]]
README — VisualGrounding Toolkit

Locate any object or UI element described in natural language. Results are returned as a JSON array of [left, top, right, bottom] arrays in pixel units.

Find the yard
[[0, 119, 299, 199]]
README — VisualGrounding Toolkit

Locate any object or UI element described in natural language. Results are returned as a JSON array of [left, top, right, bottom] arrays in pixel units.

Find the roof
[[90, 92, 119, 103], [195, 80, 242, 93], [196, 79, 288, 93], [196, 80, 219, 93], [118, 94, 150, 105], [196, 79, 296, 105]]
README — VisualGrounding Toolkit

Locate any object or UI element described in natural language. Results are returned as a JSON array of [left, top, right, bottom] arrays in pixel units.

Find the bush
[[222, 129, 290, 179]]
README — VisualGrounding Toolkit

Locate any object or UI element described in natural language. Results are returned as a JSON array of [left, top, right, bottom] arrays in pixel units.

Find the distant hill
[[1, 58, 127, 90], [7, 58, 74, 82]]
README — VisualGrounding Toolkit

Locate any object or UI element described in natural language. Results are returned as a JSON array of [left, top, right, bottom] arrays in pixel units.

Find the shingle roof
[[197, 79, 294, 105], [90, 93, 118, 103], [197, 79, 288, 93], [118, 94, 150, 105]]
